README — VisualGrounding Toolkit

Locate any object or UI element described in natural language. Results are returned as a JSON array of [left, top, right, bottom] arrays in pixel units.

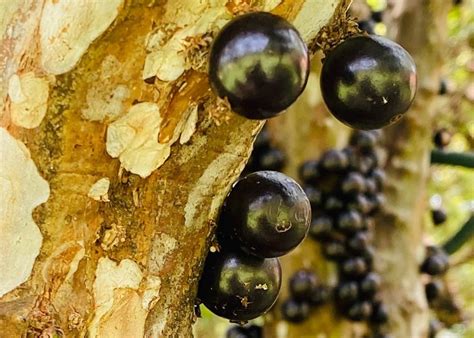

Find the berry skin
[[298, 160, 320, 184], [370, 301, 389, 324], [321, 35, 417, 130], [371, 10, 384, 23], [324, 196, 345, 213], [420, 253, 449, 276], [425, 280, 443, 303], [309, 215, 333, 240], [337, 210, 364, 233], [370, 168, 386, 191], [320, 149, 349, 172], [341, 172, 366, 195], [322, 240, 348, 261], [359, 272, 382, 298], [258, 148, 286, 171], [281, 299, 311, 323], [349, 130, 378, 151], [245, 325, 263, 338], [346, 232, 370, 254], [309, 285, 333, 306], [433, 128, 451, 149], [347, 194, 372, 215], [289, 269, 319, 300], [431, 208, 447, 225], [219, 171, 311, 258], [345, 301, 372, 321], [198, 249, 281, 321], [341, 257, 369, 278], [209, 12, 309, 119], [303, 186, 323, 207], [335, 281, 359, 304], [226, 326, 247, 338], [358, 20, 375, 35]]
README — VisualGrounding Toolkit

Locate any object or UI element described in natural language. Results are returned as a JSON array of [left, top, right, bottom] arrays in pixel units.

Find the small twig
[[443, 216, 474, 255], [431, 150, 474, 168]]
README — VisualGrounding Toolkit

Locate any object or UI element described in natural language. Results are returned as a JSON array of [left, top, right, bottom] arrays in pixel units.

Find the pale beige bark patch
[[40, 0, 124, 75], [0, 127, 50, 297], [88, 178, 111, 202], [8, 72, 50, 129]]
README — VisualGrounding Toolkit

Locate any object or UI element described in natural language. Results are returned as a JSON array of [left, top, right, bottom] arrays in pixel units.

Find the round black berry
[[370, 168, 386, 191], [347, 232, 371, 254], [298, 160, 320, 184], [425, 280, 442, 303], [335, 281, 359, 304], [337, 210, 364, 233], [341, 257, 369, 278], [226, 326, 247, 338], [349, 130, 378, 151], [303, 186, 323, 207], [324, 196, 345, 213], [320, 149, 349, 172], [219, 171, 311, 258], [245, 325, 262, 338], [347, 194, 372, 215], [321, 35, 417, 130], [433, 128, 451, 149], [358, 20, 375, 35], [209, 12, 309, 119], [341, 172, 366, 195], [371, 11, 384, 23], [322, 240, 348, 261], [309, 215, 333, 240], [258, 148, 286, 171], [431, 208, 447, 225], [309, 285, 332, 306], [281, 299, 311, 323], [198, 249, 281, 321], [359, 272, 382, 298], [289, 269, 319, 300], [420, 254, 449, 276], [345, 301, 372, 321], [370, 301, 389, 324]]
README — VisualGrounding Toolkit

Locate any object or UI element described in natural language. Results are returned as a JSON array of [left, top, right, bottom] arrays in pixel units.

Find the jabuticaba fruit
[[320, 35, 417, 130], [198, 249, 282, 321], [209, 12, 309, 119], [218, 171, 311, 258]]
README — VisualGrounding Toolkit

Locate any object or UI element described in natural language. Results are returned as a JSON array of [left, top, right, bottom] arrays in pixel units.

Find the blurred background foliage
[[195, 0, 473, 337]]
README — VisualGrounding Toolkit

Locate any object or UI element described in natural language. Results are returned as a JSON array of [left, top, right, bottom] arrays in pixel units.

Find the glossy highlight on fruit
[[219, 171, 311, 258], [209, 12, 310, 119], [198, 249, 282, 321], [321, 35, 417, 129]]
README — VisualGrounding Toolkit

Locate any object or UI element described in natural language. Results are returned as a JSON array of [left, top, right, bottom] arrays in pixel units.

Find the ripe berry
[[289, 269, 319, 300], [320, 149, 349, 172], [359, 272, 382, 298], [303, 186, 323, 207], [341, 257, 369, 278], [281, 299, 311, 323], [370, 301, 389, 324], [347, 232, 370, 254], [347, 194, 372, 215], [219, 171, 311, 258], [309, 285, 332, 306], [324, 196, 345, 213], [198, 249, 282, 321], [370, 168, 386, 191], [431, 208, 447, 225], [358, 20, 375, 35], [367, 193, 385, 214], [337, 210, 364, 233], [345, 301, 372, 321], [298, 160, 320, 184], [322, 240, 348, 261], [371, 11, 383, 23], [258, 148, 286, 171], [321, 35, 417, 130], [226, 326, 247, 338], [335, 281, 359, 303], [420, 254, 449, 276], [245, 325, 262, 338], [341, 172, 366, 195], [433, 128, 451, 149], [309, 215, 333, 240], [349, 130, 378, 151], [209, 12, 309, 119], [425, 280, 442, 303]]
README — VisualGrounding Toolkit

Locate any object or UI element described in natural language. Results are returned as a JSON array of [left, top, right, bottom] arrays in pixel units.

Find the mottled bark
[[0, 1, 343, 337]]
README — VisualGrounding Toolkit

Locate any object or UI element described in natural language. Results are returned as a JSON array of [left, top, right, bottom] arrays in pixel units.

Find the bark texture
[[0, 1, 344, 337]]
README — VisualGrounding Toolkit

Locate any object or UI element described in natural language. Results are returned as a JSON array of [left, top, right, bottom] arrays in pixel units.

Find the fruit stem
[[430, 150, 474, 168], [443, 216, 474, 255]]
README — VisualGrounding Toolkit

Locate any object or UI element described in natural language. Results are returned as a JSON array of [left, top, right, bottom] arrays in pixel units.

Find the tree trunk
[[0, 1, 344, 337]]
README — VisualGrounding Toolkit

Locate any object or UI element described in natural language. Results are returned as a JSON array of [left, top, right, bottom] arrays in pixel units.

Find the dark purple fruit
[[346, 301, 372, 321], [335, 281, 359, 303], [289, 269, 319, 300], [309, 285, 332, 306], [349, 130, 378, 151], [358, 20, 375, 35], [341, 257, 369, 278], [347, 232, 371, 254], [259, 148, 286, 171], [298, 160, 320, 184], [347, 194, 372, 215], [370, 168, 386, 191], [245, 325, 263, 338], [322, 240, 348, 261], [198, 249, 282, 321], [320, 149, 349, 172], [370, 301, 389, 324], [371, 11, 384, 23], [341, 172, 366, 195], [226, 326, 247, 338], [433, 128, 451, 149], [281, 299, 311, 323], [219, 171, 311, 258], [321, 35, 417, 130], [367, 193, 385, 214], [359, 272, 381, 298], [337, 210, 364, 233], [431, 208, 447, 225], [324, 196, 345, 213], [420, 254, 449, 276], [365, 178, 378, 195], [209, 12, 309, 119], [309, 215, 333, 240], [303, 186, 323, 207], [425, 280, 442, 303]]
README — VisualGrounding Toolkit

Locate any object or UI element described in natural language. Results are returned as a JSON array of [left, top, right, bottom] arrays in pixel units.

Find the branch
[[442, 216, 474, 255], [431, 150, 474, 168]]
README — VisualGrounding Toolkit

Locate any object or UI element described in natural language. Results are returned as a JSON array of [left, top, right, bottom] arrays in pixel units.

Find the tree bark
[[0, 1, 344, 337]]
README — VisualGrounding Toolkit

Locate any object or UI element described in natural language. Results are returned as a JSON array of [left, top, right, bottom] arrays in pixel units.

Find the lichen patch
[[8, 72, 50, 129], [39, 0, 124, 75], [0, 127, 50, 297], [106, 102, 171, 178], [88, 178, 111, 202]]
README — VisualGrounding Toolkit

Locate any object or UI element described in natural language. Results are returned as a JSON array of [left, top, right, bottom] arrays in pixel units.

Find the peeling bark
[[0, 1, 343, 337]]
